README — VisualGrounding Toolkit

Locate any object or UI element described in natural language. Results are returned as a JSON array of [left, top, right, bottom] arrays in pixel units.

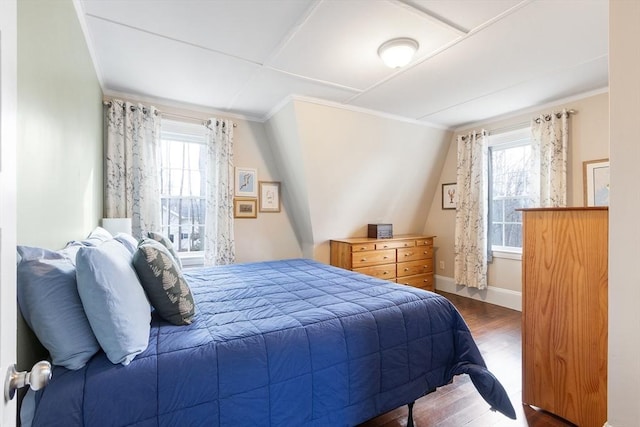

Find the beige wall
[[265, 99, 452, 263], [608, 1, 640, 425], [424, 91, 609, 294], [17, 0, 103, 249]]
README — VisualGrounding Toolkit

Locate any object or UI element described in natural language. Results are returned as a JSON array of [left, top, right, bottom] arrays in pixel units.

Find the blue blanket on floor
[[31, 259, 515, 426]]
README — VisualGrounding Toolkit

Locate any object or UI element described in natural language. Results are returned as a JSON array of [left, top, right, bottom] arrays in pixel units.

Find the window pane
[[160, 124, 208, 253], [489, 131, 534, 251], [492, 199, 504, 222], [505, 224, 523, 247], [505, 198, 523, 222], [491, 223, 504, 247]]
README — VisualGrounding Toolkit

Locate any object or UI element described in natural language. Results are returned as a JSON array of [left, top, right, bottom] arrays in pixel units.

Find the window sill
[[491, 249, 522, 261], [178, 252, 205, 268]]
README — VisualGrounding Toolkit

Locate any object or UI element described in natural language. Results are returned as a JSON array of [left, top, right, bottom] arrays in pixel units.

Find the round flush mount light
[[377, 38, 419, 69]]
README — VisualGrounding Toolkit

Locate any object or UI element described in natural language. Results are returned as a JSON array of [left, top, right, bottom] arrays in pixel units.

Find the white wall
[[265, 98, 452, 263], [17, 0, 103, 249], [608, 1, 640, 425], [424, 91, 609, 302], [0, 0, 18, 423]]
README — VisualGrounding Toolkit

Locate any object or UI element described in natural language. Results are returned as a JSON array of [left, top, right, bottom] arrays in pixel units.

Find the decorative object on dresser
[[367, 223, 392, 239], [330, 234, 435, 291], [520, 207, 608, 427]]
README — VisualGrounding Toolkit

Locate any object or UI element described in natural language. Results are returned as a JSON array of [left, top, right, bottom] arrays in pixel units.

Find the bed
[[21, 253, 515, 426]]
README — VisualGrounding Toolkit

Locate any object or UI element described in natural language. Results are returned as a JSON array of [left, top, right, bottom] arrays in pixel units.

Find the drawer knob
[[383, 256, 389, 259], [360, 247, 366, 250], [404, 252, 412, 257], [404, 268, 409, 271], [361, 258, 367, 262], [404, 243, 409, 246], [383, 245, 388, 248], [383, 271, 388, 275]]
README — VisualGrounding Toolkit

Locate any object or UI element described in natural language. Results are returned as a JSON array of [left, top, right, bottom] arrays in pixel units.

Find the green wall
[[18, 0, 103, 249]]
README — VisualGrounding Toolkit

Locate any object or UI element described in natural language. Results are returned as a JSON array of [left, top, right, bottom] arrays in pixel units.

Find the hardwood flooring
[[358, 291, 576, 427]]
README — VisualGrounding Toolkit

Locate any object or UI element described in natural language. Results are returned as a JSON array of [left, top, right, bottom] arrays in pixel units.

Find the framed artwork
[[233, 198, 257, 218], [259, 181, 281, 213], [235, 167, 258, 197], [583, 158, 609, 207], [442, 183, 457, 210]]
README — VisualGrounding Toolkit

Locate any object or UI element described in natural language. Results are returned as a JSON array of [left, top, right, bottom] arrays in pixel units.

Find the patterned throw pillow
[[147, 231, 183, 268], [133, 239, 195, 325]]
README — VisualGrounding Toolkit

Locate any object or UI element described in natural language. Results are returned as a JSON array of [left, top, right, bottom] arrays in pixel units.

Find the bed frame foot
[[406, 401, 414, 427]]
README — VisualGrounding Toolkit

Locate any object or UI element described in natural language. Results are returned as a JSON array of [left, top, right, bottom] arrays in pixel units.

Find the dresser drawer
[[397, 274, 434, 291], [351, 243, 376, 252], [398, 247, 431, 262], [397, 259, 433, 277], [354, 263, 396, 280], [375, 240, 415, 250], [415, 238, 433, 247], [351, 249, 395, 268]]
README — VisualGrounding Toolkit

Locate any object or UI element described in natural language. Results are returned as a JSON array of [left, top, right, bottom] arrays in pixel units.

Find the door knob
[[4, 361, 51, 401]]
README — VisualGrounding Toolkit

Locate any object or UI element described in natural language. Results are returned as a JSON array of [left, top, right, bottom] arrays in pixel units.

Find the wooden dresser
[[330, 234, 435, 291], [521, 207, 608, 427]]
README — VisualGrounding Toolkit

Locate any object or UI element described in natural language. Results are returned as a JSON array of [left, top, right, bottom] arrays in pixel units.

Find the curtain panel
[[204, 119, 235, 266], [104, 100, 161, 239], [531, 109, 569, 207], [454, 130, 489, 289]]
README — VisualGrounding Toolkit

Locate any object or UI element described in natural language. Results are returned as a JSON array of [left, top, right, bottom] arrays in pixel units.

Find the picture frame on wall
[[442, 183, 457, 210], [235, 167, 258, 197], [583, 158, 609, 207], [259, 181, 281, 213], [234, 198, 257, 218]]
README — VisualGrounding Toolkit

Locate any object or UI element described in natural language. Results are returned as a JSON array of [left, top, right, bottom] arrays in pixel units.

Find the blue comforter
[[31, 259, 515, 426]]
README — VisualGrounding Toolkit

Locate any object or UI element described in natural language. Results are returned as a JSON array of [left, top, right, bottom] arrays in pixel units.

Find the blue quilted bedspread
[[31, 259, 514, 426]]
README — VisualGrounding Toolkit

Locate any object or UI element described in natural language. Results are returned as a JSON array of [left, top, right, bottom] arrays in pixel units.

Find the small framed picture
[[234, 198, 257, 218], [235, 167, 257, 197], [259, 181, 281, 213], [442, 183, 457, 210], [583, 158, 609, 207]]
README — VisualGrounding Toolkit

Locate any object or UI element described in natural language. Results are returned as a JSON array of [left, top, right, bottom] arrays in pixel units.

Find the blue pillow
[[113, 232, 138, 255], [17, 246, 100, 370], [76, 240, 151, 365]]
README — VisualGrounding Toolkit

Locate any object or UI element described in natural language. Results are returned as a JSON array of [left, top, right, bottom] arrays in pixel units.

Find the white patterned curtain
[[454, 130, 489, 289], [105, 100, 161, 238], [204, 119, 235, 266], [531, 109, 568, 207]]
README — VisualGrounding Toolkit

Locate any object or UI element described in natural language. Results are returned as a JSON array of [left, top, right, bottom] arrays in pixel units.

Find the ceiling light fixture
[[377, 38, 419, 69]]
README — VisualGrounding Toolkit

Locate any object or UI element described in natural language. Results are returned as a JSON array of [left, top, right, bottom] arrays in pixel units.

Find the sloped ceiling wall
[[264, 99, 452, 263]]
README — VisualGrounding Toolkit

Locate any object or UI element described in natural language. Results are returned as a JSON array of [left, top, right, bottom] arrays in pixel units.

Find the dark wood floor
[[359, 291, 576, 427]]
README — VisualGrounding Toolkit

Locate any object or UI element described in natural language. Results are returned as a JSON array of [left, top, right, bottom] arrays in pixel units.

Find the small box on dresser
[[367, 224, 393, 239], [330, 234, 435, 291]]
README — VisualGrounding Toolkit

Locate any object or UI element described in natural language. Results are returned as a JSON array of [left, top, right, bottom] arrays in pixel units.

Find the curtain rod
[[533, 109, 576, 124], [102, 101, 237, 127], [488, 109, 577, 134]]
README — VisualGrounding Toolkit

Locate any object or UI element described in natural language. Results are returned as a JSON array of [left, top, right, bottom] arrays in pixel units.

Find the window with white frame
[[488, 127, 536, 253], [160, 119, 207, 254]]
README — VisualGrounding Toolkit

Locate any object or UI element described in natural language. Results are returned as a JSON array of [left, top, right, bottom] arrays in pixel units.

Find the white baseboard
[[435, 275, 522, 312]]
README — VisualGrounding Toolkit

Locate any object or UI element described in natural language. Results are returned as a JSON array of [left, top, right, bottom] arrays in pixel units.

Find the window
[[160, 120, 207, 254], [488, 127, 536, 253]]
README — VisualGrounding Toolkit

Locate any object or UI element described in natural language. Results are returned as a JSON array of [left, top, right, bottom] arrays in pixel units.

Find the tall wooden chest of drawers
[[330, 234, 435, 291], [521, 207, 608, 427]]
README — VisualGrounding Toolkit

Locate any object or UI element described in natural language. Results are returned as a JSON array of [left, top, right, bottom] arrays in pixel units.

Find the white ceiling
[[76, 0, 609, 129]]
